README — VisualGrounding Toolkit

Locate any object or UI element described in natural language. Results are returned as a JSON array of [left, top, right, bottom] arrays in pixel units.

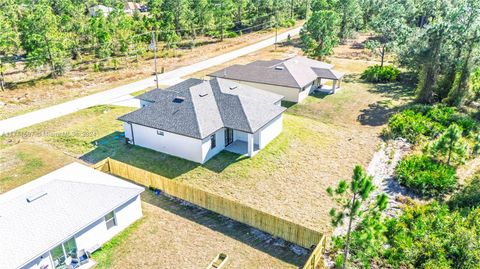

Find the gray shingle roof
[[209, 56, 344, 89], [0, 163, 144, 269], [118, 78, 286, 139]]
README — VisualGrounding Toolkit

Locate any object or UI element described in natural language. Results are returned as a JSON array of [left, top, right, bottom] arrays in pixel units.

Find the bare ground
[[99, 191, 308, 269]]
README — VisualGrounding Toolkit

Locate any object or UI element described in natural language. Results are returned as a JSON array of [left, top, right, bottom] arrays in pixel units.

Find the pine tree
[[327, 165, 388, 269]]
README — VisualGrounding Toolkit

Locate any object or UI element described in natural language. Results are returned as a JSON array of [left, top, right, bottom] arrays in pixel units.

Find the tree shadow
[[357, 100, 401, 126], [80, 131, 248, 178], [358, 81, 415, 127], [142, 190, 310, 267], [369, 82, 416, 101]]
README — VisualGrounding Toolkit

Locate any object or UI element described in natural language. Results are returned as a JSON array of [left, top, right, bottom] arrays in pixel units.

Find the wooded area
[[0, 0, 307, 90], [301, 0, 480, 107]]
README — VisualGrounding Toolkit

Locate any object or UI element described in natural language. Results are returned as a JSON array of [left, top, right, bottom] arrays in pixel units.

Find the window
[[105, 211, 117, 230], [210, 134, 216, 149], [50, 237, 77, 269], [157, 130, 164, 136]]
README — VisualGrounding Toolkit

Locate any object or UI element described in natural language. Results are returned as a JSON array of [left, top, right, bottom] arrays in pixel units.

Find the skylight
[[173, 97, 185, 103]]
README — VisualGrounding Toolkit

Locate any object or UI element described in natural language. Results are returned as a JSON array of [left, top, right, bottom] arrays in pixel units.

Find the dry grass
[[0, 33, 415, 267], [0, 143, 75, 193], [94, 191, 308, 269], [0, 23, 302, 120]]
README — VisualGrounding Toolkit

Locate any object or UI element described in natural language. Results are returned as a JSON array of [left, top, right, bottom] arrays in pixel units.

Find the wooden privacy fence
[[303, 236, 327, 269], [93, 158, 325, 251]]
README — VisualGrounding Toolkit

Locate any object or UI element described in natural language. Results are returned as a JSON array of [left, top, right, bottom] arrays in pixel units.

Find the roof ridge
[[187, 85, 204, 138], [235, 95, 253, 133]]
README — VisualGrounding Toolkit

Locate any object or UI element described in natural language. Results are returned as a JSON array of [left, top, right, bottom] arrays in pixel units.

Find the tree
[[327, 165, 388, 269], [300, 10, 339, 60], [20, 2, 72, 77], [211, 0, 235, 41], [430, 124, 468, 165], [367, 0, 412, 67], [0, 9, 19, 91], [335, 0, 361, 41]]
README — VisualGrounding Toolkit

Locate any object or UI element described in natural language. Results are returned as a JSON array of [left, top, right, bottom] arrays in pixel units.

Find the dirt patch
[[102, 191, 308, 269]]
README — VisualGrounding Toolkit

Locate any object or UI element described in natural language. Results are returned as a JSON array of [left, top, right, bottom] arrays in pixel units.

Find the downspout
[[129, 123, 135, 145]]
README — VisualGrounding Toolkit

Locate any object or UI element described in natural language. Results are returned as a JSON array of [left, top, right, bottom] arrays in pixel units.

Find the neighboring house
[[118, 78, 286, 164], [209, 56, 345, 103], [0, 162, 144, 269], [124, 2, 143, 15], [88, 5, 113, 17]]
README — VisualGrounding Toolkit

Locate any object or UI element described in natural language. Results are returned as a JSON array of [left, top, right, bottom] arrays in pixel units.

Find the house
[[124, 2, 143, 15], [118, 78, 286, 164], [209, 56, 345, 103], [0, 162, 144, 269], [88, 5, 114, 17]]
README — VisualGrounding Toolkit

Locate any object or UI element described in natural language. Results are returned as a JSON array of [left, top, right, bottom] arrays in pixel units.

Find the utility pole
[[275, 9, 279, 50], [150, 32, 159, 89], [220, 1, 225, 42], [274, 0, 278, 50]]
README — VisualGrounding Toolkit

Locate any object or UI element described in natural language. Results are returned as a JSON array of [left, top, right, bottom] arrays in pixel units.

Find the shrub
[[385, 203, 480, 269], [361, 65, 401, 83], [384, 110, 443, 143], [449, 177, 480, 210], [395, 155, 457, 197], [385, 105, 479, 144]]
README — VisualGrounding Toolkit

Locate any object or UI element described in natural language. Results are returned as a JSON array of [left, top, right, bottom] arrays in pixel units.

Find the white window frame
[[104, 211, 117, 230]]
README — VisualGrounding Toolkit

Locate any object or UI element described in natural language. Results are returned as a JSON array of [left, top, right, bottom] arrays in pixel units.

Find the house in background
[[0, 162, 144, 269], [124, 2, 148, 15], [209, 56, 345, 103], [88, 5, 114, 17], [118, 78, 286, 164]]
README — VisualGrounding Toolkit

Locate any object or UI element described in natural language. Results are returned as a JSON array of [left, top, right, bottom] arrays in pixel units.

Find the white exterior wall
[[234, 130, 248, 142], [200, 128, 226, 163], [223, 79, 301, 103], [22, 196, 142, 269], [75, 195, 142, 252], [256, 114, 283, 149], [298, 82, 314, 103], [128, 123, 204, 163], [124, 122, 133, 141]]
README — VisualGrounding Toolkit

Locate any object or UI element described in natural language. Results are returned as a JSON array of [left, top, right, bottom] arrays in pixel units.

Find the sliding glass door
[[50, 237, 77, 269]]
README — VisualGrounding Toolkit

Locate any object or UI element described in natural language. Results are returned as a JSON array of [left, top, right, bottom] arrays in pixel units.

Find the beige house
[[209, 56, 345, 103]]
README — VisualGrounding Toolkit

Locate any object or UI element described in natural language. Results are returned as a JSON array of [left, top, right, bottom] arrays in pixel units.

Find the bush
[[384, 110, 443, 143], [449, 177, 480, 210], [361, 65, 401, 83], [385, 203, 480, 269], [395, 155, 457, 197], [384, 105, 479, 143]]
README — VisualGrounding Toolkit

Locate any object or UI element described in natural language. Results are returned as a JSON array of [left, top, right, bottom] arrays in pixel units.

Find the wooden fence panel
[[97, 158, 324, 250]]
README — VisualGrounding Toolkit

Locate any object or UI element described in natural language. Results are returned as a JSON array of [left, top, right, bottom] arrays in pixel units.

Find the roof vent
[[229, 86, 238, 90], [173, 96, 185, 103], [275, 66, 284, 70], [26, 192, 48, 203], [199, 93, 208, 97]]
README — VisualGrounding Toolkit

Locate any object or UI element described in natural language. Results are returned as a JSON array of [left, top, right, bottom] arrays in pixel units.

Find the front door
[[225, 128, 234, 146]]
